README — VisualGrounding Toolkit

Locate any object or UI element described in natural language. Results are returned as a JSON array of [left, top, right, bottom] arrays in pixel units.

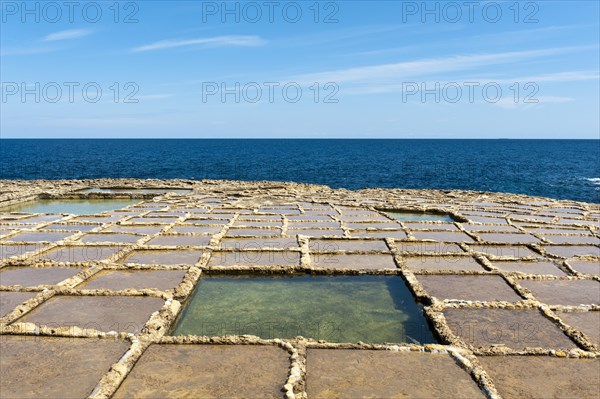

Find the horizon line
[[1, 137, 599, 140]]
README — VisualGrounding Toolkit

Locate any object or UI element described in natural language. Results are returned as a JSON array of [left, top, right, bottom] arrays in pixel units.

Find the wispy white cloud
[[279, 24, 411, 48], [456, 71, 599, 86], [497, 71, 600, 83], [292, 47, 590, 85], [536, 96, 577, 103], [1, 46, 61, 57], [43, 29, 92, 42], [467, 25, 589, 43], [347, 71, 600, 95], [1, 29, 91, 56], [342, 45, 420, 58], [340, 25, 585, 58], [494, 96, 575, 109], [136, 93, 175, 100], [132, 35, 266, 52]]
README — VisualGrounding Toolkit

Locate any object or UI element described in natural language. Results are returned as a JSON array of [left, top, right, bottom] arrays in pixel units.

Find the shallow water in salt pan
[[1, 200, 139, 215], [171, 275, 437, 344]]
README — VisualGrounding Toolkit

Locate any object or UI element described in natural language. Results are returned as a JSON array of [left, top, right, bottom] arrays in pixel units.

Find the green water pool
[[1, 199, 140, 215], [171, 275, 437, 344]]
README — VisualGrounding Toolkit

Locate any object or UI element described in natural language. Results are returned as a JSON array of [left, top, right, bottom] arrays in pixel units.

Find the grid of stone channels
[[0, 179, 598, 399]]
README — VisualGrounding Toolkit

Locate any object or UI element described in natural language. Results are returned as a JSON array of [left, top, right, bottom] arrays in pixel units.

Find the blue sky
[[1, 0, 599, 138]]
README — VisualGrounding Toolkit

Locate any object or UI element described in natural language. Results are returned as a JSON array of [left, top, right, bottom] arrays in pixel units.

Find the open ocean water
[[1, 139, 598, 203]]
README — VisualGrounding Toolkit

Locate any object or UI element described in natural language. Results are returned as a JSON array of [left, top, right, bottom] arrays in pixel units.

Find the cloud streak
[[292, 46, 593, 85], [494, 96, 575, 109], [346, 71, 600, 95], [1, 46, 58, 57], [132, 35, 267, 52], [43, 29, 92, 42]]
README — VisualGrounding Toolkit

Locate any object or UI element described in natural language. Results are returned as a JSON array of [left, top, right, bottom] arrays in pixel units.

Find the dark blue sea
[[1, 139, 599, 203]]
